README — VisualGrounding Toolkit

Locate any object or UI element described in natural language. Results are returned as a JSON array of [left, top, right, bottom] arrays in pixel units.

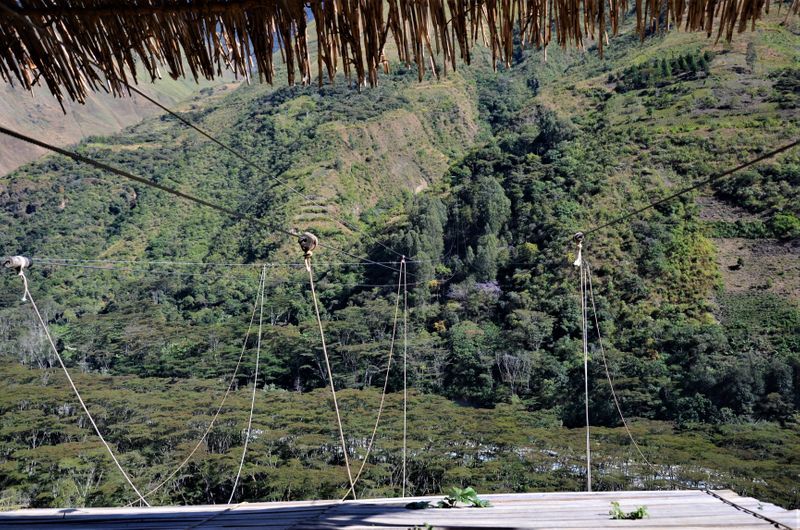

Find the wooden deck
[[0, 490, 797, 529]]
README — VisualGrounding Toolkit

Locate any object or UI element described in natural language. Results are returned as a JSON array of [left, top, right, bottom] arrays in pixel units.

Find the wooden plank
[[294, 526, 775, 530], [0, 491, 793, 529], [709, 490, 799, 529]]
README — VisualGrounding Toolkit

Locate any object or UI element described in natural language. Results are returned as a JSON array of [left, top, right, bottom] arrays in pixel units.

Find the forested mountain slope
[[0, 13, 798, 510]]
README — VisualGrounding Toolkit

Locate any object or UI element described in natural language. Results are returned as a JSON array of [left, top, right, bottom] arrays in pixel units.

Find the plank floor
[[0, 490, 797, 529]]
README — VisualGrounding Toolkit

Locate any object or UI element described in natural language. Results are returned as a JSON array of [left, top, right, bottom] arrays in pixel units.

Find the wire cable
[[0, 2, 409, 263], [0, 125, 399, 273], [401, 260, 409, 498], [125, 266, 264, 506], [126, 85, 408, 262], [579, 257, 591, 493], [341, 258, 405, 501], [31, 260, 432, 288], [0, 125, 293, 238], [703, 490, 794, 530], [304, 255, 356, 500], [36, 262, 262, 279], [17, 270, 150, 506], [228, 265, 267, 504], [586, 263, 656, 475], [36, 257, 421, 267], [580, 138, 799, 239]]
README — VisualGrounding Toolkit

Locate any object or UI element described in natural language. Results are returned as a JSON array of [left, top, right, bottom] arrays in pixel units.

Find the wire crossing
[[0, 125, 399, 273], [17, 270, 150, 506]]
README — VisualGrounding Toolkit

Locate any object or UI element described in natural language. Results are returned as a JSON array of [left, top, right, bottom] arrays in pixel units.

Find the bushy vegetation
[[609, 51, 713, 92], [0, 15, 798, 511], [769, 68, 800, 109], [0, 363, 798, 509]]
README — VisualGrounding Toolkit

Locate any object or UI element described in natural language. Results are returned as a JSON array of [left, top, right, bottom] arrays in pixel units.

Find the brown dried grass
[[0, 0, 796, 103]]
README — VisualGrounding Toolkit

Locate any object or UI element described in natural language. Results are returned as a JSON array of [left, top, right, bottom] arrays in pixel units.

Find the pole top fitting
[[572, 234, 584, 268], [298, 232, 318, 259], [3, 256, 31, 274]]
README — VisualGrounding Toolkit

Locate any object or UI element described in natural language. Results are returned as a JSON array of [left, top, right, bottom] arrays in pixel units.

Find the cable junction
[[0, 125, 400, 274]]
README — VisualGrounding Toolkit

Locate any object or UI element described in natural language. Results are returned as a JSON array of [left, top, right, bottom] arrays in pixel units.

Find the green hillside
[[0, 14, 798, 510]]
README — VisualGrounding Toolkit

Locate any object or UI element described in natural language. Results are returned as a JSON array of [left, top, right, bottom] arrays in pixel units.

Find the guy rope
[[573, 233, 591, 492], [300, 232, 357, 500], [342, 257, 407, 501], [572, 232, 662, 493], [5, 256, 150, 506], [129, 265, 268, 506], [228, 265, 268, 504]]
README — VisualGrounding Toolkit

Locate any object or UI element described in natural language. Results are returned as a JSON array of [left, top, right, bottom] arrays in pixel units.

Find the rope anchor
[[298, 232, 318, 270], [572, 232, 584, 268], [4, 256, 32, 301], [3, 255, 31, 275]]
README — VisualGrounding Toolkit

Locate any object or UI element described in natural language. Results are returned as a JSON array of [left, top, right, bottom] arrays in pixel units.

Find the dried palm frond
[[0, 0, 796, 103]]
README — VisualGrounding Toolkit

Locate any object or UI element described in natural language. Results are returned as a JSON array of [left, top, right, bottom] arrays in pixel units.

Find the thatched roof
[[1, 0, 797, 104]]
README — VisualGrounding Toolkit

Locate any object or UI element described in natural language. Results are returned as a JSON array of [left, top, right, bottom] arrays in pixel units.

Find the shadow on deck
[[0, 490, 797, 529]]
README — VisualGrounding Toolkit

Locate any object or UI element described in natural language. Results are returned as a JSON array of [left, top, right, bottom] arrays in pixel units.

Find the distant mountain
[[0, 76, 236, 175]]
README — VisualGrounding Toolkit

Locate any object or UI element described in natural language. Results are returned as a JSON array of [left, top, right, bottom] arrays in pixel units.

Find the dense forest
[[0, 13, 798, 510]]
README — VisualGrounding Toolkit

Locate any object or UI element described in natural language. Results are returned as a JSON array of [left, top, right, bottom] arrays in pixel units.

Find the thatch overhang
[[1, 0, 797, 104]]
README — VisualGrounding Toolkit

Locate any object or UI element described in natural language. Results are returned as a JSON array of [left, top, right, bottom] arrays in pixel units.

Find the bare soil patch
[[714, 237, 800, 299]]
